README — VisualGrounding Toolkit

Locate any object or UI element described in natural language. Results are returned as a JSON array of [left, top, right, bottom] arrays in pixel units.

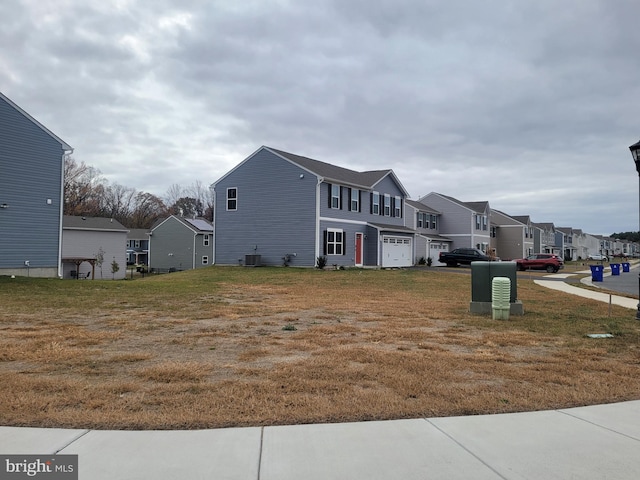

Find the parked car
[[587, 253, 609, 262], [515, 253, 564, 273], [439, 248, 492, 267]]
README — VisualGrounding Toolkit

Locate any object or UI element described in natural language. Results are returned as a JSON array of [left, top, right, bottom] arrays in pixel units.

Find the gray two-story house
[[149, 216, 214, 272], [0, 92, 73, 278], [405, 199, 451, 263], [126, 229, 150, 266], [212, 146, 413, 268], [418, 192, 492, 257], [490, 210, 534, 261]]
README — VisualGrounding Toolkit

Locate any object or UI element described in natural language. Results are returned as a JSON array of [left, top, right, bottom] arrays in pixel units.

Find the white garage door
[[430, 242, 449, 264], [382, 236, 412, 267]]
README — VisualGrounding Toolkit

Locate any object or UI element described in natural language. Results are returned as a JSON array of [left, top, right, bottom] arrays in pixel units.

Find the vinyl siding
[[214, 149, 317, 266], [149, 217, 212, 270], [62, 230, 127, 279], [0, 96, 66, 275]]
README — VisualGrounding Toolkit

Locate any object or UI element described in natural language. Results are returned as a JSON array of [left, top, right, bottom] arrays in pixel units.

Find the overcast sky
[[2, 0, 640, 235]]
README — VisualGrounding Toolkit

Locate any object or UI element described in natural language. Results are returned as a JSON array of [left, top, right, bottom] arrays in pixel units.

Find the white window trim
[[202, 256, 209, 265], [203, 234, 210, 247], [351, 188, 359, 212], [394, 196, 402, 218], [331, 185, 341, 209], [372, 192, 380, 215], [384, 194, 391, 216], [327, 228, 344, 255], [226, 187, 238, 211]]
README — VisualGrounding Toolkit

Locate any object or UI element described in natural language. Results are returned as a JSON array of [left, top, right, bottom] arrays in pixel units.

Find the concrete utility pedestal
[[469, 261, 524, 316]]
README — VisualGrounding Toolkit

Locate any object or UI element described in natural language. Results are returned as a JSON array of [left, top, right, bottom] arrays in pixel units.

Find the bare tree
[[130, 192, 167, 228], [186, 180, 214, 221], [64, 155, 106, 216], [100, 183, 137, 225]]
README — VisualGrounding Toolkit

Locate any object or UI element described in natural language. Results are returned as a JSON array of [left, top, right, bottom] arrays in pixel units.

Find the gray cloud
[[2, 0, 640, 235]]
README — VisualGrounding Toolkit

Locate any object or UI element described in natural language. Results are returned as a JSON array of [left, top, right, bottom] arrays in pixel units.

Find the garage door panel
[[382, 236, 412, 267]]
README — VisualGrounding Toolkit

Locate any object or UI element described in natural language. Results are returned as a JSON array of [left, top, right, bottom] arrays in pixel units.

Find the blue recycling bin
[[610, 263, 621, 276], [590, 264, 603, 282], [622, 262, 631, 273]]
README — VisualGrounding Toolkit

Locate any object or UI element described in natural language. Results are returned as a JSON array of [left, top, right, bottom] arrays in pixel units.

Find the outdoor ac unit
[[245, 254, 261, 267]]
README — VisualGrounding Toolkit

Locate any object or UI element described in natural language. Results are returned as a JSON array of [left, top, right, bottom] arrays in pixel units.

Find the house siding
[[0, 95, 67, 276], [214, 149, 317, 266], [62, 229, 127, 280], [149, 217, 213, 271]]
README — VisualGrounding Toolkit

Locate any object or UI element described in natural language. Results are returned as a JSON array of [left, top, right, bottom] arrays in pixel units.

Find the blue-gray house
[[212, 146, 413, 268], [0, 92, 73, 278]]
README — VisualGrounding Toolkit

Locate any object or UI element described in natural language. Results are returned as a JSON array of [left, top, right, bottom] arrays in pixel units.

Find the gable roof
[[152, 215, 213, 233], [63, 216, 128, 232], [405, 199, 441, 214], [266, 147, 409, 196], [491, 209, 525, 225], [213, 146, 409, 196], [0, 91, 73, 152], [127, 228, 151, 239], [425, 193, 489, 214]]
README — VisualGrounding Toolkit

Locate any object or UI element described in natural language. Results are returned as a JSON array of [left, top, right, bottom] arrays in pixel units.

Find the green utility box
[[470, 261, 523, 315]]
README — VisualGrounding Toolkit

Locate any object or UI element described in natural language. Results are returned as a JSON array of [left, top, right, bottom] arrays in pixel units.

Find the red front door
[[355, 233, 363, 266]]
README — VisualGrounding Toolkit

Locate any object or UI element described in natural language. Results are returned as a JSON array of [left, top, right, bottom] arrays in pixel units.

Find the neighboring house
[[418, 193, 492, 258], [405, 199, 451, 263], [571, 229, 600, 260], [490, 210, 533, 260], [149, 216, 214, 271], [557, 227, 578, 261], [212, 146, 413, 268], [127, 229, 150, 265], [62, 216, 128, 280], [0, 91, 73, 278], [532, 222, 562, 257]]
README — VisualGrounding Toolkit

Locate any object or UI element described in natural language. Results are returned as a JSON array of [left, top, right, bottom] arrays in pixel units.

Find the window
[[430, 214, 437, 229], [227, 187, 237, 210], [203, 234, 210, 246], [475, 215, 481, 230], [372, 192, 380, 215], [394, 196, 402, 218], [325, 228, 344, 255], [202, 256, 209, 265], [350, 188, 359, 212], [384, 194, 391, 216], [331, 184, 341, 209], [482, 215, 488, 231], [134, 240, 140, 248], [417, 213, 424, 228]]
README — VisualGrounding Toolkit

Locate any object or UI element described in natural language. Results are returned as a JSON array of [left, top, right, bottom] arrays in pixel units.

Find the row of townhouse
[[207, 146, 639, 268], [1, 87, 636, 277]]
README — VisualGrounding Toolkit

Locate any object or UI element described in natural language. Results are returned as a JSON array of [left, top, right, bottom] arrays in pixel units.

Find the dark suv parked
[[515, 253, 564, 273]]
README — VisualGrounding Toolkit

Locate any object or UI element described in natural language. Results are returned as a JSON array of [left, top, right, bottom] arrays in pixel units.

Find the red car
[[515, 253, 564, 273]]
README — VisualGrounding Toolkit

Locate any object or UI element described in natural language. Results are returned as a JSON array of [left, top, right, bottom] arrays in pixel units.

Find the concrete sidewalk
[[535, 263, 639, 310], [2, 400, 640, 479]]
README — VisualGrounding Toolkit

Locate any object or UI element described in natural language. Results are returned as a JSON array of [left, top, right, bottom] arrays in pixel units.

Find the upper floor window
[[475, 214, 487, 231], [384, 194, 391, 216], [203, 234, 210, 247], [350, 188, 359, 212], [417, 213, 424, 228], [134, 240, 140, 248], [331, 184, 341, 209], [430, 214, 437, 229], [394, 196, 402, 218], [372, 192, 380, 215], [227, 187, 237, 211]]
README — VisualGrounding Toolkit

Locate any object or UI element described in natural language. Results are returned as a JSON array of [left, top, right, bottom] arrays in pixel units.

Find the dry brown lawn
[[1, 266, 639, 430]]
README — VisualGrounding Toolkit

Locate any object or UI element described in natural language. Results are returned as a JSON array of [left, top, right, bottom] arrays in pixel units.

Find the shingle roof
[[432, 193, 489, 213], [405, 199, 441, 214], [266, 147, 406, 194], [63, 216, 128, 232]]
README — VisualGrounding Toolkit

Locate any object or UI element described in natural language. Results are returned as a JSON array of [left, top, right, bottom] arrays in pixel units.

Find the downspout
[[210, 184, 216, 265], [58, 148, 73, 278], [315, 176, 322, 263], [193, 232, 197, 269]]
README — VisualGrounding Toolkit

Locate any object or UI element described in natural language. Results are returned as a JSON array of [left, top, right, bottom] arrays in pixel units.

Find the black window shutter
[[391, 197, 395, 217], [340, 186, 345, 210], [348, 188, 352, 211], [370, 193, 373, 214], [358, 190, 362, 212], [328, 184, 332, 208], [323, 230, 327, 255], [342, 232, 346, 255]]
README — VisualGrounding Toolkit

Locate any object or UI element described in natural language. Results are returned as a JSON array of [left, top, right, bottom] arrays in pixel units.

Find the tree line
[[63, 156, 214, 229]]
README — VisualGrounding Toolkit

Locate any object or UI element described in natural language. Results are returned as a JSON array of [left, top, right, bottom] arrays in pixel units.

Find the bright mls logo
[[0, 455, 77, 480]]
